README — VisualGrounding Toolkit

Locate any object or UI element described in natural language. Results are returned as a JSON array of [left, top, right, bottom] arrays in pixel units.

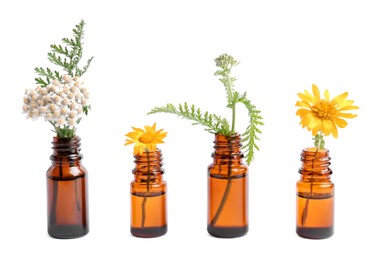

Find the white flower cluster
[[22, 75, 90, 129]]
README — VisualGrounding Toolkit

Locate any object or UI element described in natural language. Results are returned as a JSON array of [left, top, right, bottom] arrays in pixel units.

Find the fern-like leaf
[[36, 20, 93, 81], [148, 103, 231, 135], [236, 92, 263, 165]]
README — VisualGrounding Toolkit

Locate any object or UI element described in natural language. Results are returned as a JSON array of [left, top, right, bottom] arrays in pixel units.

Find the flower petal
[[322, 120, 333, 136], [295, 101, 311, 108], [338, 113, 358, 118], [331, 121, 338, 138], [324, 89, 330, 101], [296, 108, 310, 117], [338, 105, 359, 111], [332, 92, 348, 105], [312, 84, 321, 100], [298, 93, 314, 104], [335, 117, 348, 128]]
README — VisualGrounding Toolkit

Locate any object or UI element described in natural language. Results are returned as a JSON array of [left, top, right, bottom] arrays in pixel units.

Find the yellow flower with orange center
[[125, 123, 167, 155], [296, 84, 358, 139]]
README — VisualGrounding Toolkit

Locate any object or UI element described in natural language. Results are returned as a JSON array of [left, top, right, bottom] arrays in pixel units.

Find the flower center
[[311, 100, 337, 120], [139, 133, 154, 144]]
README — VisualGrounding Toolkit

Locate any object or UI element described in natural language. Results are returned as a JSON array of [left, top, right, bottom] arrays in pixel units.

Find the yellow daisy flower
[[296, 84, 358, 138], [125, 123, 167, 155]]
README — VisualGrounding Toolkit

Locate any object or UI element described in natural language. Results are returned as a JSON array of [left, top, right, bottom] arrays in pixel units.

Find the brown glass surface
[[207, 134, 248, 238], [46, 137, 89, 239], [296, 148, 334, 239], [130, 150, 167, 238]]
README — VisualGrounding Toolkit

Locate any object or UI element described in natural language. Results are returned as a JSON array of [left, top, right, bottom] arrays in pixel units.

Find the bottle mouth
[[303, 147, 329, 153]]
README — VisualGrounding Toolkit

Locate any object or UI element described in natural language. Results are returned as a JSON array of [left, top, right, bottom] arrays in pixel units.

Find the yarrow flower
[[296, 84, 358, 148], [22, 75, 90, 138], [125, 123, 167, 155]]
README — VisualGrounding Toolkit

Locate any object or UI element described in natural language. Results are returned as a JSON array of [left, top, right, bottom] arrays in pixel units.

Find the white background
[[0, 0, 382, 259]]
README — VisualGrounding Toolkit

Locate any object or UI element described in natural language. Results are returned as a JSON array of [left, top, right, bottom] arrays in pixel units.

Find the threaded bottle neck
[[50, 136, 83, 162], [133, 149, 164, 180], [212, 133, 244, 162], [299, 147, 332, 178]]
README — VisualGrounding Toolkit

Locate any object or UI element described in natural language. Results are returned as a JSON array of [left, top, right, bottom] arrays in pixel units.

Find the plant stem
[[74, 177, 81, 211], [210, 138, 233, 225], [301, 148, 318, 226], [231, 105, 236, 133], [141, 151, 151, 228], [49, 159, 62, 225]]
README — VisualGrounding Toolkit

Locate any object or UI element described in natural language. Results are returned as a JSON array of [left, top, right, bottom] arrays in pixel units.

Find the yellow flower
[[296, 84, 358, 138], [125, 123, 167, 155]]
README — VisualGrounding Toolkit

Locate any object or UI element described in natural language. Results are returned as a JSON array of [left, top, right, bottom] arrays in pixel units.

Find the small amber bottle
[[296, 147, 334, 239], [207, 134, 248, 238], [46, 136, 89, 239], [130, 149, 167, 238]]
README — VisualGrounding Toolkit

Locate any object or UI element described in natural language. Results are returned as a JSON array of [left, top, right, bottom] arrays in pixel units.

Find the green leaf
[[35, 19, 93, 80], [148, 103, 230, 135]]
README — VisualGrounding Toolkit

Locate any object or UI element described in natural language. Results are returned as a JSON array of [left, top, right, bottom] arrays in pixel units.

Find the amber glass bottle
[[207, 134, 248, 238], [46, 136, 89, 239], [131, 149, 167, 238], [296, 147, 334, 239]]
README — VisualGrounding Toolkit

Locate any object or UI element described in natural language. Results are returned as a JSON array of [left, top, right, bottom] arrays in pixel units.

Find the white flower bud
[[22, 104, 29, 112], [57, 117, 65, 126], [67, 92, 75, 100], [37, 98, 44, 106], [52, 95, 61, 104], [53, 109, 61, 117], [45, 113, 53, 120], [68, 111, 77, 119], [32, 109, 39, 117], [62, 98, 70, 105], [70, 86, 77, 93], [77, 107, 83, 114], [29, 102, 37, 109], [75, 92, 82, 100], [49, 104, 56, 112], [68, 118, 76, 126], [39, 106, 47, 115], [61, 107, 68, 116], [52, 79, 60, 86]]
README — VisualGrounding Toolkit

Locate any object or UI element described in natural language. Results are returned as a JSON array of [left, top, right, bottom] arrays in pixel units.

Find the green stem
[[231, 105, 236, 133], [211, 138, 233, 226], [141, 150, 151, 228], [301, 148, 318, 226]]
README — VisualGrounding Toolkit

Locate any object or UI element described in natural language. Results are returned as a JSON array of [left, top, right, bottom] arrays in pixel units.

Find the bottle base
[[48, 224, 89, 239], [296, 226, 333, 239], [207, 225, 248, 238], [131, 226, 167, 238]]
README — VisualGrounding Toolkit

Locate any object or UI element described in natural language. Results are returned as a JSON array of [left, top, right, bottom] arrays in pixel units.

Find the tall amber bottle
[[131, 149, 167, 238], [47, 136, 89, 239], [207, 134, 248, 238], [296, 147, 334, 239]]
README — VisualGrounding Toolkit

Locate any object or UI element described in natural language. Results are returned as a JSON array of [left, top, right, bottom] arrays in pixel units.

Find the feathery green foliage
[[149, 103, 231, 135], [34, 20, 94, 87], [148, 54, 263, 165]]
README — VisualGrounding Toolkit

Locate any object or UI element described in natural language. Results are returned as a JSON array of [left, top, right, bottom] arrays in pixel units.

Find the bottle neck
[[133, 149, 164, 182], [212, 133, 244, 164], [299, 147, 332, 181], [50, 136, 83, 164]]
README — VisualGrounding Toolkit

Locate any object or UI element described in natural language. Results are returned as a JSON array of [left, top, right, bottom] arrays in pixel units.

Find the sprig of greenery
[[148, 103, 231, 135], [148, 54, 263, 165], [232, 91, 263, 165], [313, 132, 325, 149], [34, 20, 94, 87]]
